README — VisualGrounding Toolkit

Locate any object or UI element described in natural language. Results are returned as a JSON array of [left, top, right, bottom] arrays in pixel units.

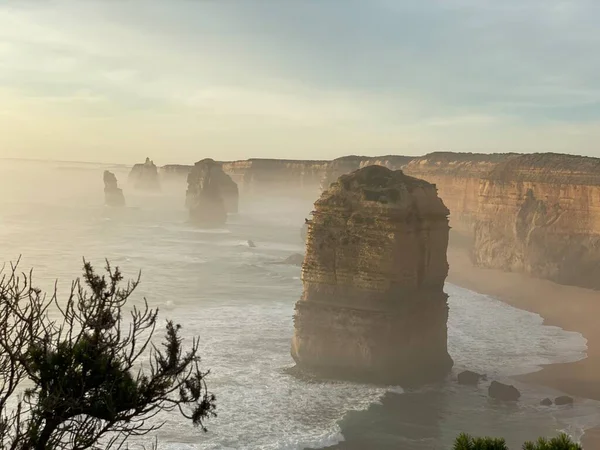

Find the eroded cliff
[[221, 159, 329, 196], [291, 165, 453, 384], [403, 152, 518, 236], [473, 153, 600, 289]]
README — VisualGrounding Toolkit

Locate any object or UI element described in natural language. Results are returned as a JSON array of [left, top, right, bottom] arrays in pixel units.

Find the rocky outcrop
[[473, 153, 600, 289], [403, 152, 518, 236], [185, 159, 231, 227], [457, 370, 486, 385], [555, 396, 574, 406], [488, 381, 521, 401], [186, 159, 239, 215], [291, 165, 453, 384], [128, 157, 161, 191], [103, 171, 125, 207]]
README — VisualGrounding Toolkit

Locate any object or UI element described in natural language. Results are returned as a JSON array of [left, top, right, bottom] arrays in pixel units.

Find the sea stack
[[291, 165, 453, 384], [128, 157, 161, 191], [186, 159, 236, 227], [186, 159, 239, 215], [103, 171, 125, 207]]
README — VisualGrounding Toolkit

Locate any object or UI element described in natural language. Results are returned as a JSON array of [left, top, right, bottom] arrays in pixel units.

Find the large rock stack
[[128, 157, 161, 191], [103, 171, 125, 207], [186, 159, 239, 227], [291, 165, 453, 384]]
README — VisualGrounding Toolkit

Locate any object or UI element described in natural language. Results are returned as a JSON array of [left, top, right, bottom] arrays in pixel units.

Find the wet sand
[[447, 246, 600, 449]]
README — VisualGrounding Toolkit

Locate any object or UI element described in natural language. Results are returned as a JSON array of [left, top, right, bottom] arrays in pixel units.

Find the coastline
[[447, 245, 600, 449]]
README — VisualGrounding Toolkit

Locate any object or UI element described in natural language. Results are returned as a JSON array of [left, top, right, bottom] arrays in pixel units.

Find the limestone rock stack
[[129, 157, 161, 191], [103, 171, 125, 207], [291, 165, 453, 384], [186, 159, 239, 215], [186, 159, 239, 227]]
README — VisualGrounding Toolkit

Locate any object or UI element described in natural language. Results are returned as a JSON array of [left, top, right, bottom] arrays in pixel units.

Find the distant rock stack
[[186, 159, 239, 227], [103, 171, 125, 207], [128, 157, 161, 191], [186, 159, 239, 215], [291, 165, 453, 384]]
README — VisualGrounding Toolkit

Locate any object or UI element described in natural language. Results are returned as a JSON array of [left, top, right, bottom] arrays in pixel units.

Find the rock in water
[[457, 370, 486, 386], [103, 171, 125, 207], [540, 398, 553, 406], [488, 381, 521, 401], [128, 157, 161, 191], [291, 165, 453, 384], [186, 159, 239, 214], [554, 396, 574, 406], [283, 254, 304, 267], [186, 159, 231, 227]]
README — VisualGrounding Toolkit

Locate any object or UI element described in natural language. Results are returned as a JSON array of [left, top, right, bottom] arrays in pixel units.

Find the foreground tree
[[0, 259, 216, 449], [454, 432, 582, 450]]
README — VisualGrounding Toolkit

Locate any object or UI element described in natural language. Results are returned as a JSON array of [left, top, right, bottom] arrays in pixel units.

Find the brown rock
[[291, 165, 453, 384], [540, 398, 553, 406], [457, 370, 486, 385], [555, 395, 574, 406], [488, 381, 521, 402]]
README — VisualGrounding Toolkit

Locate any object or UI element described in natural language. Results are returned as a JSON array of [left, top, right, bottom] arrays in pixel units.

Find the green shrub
[[453, 432, 582, 450]]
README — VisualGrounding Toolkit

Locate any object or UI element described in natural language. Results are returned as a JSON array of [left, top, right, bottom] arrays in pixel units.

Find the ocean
[[0, 159, 598, 449]]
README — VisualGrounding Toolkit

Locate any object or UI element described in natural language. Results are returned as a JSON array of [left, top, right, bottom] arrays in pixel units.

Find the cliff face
[[320, 155, 412, 191], [103, 171, 125, 207], [291, 165, 453, 384], [221, 159, 329, 196], [128, 158, 161, 191], [473, 153, 600, 289], [186, 159, 235, 227], [403, 152, 518, 235], [159, 164, 193, 184]]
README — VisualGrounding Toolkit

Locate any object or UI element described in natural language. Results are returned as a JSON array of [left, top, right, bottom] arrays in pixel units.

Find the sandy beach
[[447, 246, 600, 449]]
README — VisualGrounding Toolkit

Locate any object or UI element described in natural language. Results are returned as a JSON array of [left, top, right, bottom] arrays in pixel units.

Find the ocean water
[[0, 159, 599, 449]]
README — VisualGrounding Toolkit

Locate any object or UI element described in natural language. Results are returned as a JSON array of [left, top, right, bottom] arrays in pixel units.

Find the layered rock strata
[[403, 152, 518, 236], [473, 153, 600, 289], [291, 165, 453, 384], [103, 171, 125, 207], [320, 155, 412, 191], [128, 157, 161, 191], [186, 159, 235, 227]]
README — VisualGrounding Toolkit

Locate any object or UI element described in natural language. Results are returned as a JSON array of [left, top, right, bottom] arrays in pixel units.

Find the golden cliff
[[403, 152, 518, 236], [291, 165, 453, 384], [473, 153, 600, 289]]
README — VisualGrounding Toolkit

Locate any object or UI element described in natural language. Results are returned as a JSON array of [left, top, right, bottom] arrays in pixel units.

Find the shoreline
[[447, 246, 600, 449]]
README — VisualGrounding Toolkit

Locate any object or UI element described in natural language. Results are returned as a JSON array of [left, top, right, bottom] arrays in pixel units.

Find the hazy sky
[[1, 1, 599, 164]]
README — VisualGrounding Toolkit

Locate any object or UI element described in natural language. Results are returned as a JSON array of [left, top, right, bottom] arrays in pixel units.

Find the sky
[[1, 0, 600, 164]]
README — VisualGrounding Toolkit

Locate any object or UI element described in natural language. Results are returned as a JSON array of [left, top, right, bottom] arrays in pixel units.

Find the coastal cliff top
[[316, 165, 449, 215], [484, 153, 600, 185], [404, 152, 519, 176]]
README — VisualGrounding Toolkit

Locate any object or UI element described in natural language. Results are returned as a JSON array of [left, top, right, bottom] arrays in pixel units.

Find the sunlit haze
[[1, 1, 600, 164]]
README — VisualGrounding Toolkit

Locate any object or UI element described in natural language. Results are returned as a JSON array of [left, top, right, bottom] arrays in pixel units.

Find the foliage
[[453, 432, 582, 450], [0, 258, 216, 449]]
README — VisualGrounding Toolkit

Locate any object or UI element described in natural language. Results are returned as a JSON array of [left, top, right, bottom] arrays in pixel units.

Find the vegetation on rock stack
[[0, 259, 215, 449], [453, 432, 582, 450]]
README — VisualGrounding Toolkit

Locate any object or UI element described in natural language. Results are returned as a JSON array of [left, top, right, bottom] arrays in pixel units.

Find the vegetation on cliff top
[[0, 259, 215, 449], [453, 432, 582, 450]]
